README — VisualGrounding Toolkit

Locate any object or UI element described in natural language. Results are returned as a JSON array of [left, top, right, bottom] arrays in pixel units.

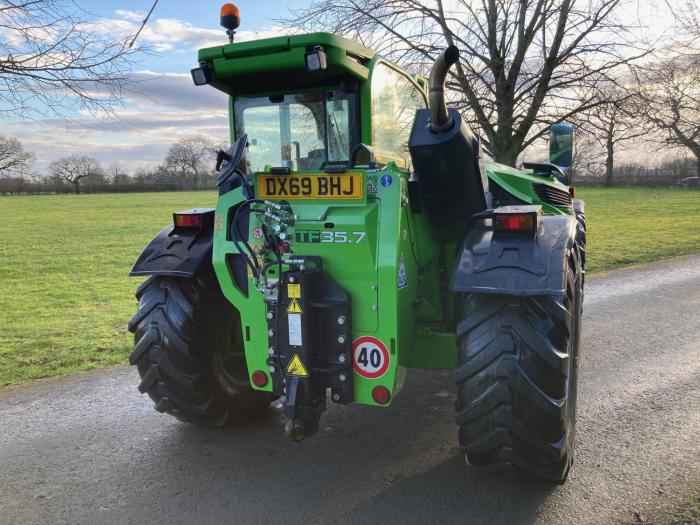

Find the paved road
[[1, 256, 699, 525]]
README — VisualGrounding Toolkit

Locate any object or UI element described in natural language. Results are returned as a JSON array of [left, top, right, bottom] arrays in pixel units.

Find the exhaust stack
[[408, 46, 488, 224], [428, 45, 460, 133]]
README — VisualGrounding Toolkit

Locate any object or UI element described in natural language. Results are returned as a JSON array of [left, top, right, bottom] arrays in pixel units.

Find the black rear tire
[[454, 246, 583, 483], [128, 265, 275, 425]]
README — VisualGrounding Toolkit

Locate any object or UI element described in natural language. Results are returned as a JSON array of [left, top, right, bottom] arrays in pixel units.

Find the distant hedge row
[[0, 178, 216, 195], [0, 172, 696, 195], [574, 175, 696, 187]]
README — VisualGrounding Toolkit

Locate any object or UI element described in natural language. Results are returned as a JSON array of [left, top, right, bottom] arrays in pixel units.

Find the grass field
[[579, 188, 700, 272], [0, 187, 698, 386]]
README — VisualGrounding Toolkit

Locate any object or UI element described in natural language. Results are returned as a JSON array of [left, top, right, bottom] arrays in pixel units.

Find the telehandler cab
[[129, 5, 585, 483]]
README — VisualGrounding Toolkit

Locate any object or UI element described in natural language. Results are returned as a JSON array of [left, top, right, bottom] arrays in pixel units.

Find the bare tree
[[637, 56, 700, 177], [107, 161, 130, 185], [668, 0, 699, 54], [164, 136, 218, 189], [568, 134, 603, 179], [285, 0, 648, 164], [575, 87, 648, 186], [0, 136, 33, 176], [49, 154, 103, 194], [0, 0, 141, 119]]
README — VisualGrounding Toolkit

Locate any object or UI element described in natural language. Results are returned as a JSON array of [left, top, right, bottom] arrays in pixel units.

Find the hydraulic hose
[[428, 45, 460, 133]]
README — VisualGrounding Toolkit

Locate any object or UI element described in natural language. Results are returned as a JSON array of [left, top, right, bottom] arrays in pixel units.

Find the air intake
[[533, 182, 573, 209]]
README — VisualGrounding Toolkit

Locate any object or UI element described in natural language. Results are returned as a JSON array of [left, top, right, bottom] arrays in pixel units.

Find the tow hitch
[[265, 258, 353, 440]]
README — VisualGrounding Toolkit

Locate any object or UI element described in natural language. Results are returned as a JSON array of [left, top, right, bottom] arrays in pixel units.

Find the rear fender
[[130, 208, 215, 278], [451, 212, 577, 296]]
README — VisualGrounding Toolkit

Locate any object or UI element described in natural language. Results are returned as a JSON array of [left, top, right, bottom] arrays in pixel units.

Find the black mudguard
[[130, 208, 215, 278], [451, 214, 577, 296]]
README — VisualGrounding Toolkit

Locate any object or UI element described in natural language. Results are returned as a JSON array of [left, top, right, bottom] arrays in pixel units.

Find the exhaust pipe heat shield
[[409, 46, 487, 224]]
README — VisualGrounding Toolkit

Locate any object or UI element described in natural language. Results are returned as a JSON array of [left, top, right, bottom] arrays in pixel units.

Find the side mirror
[[217, 134, 253, 198], [549, 123, 574, 169]]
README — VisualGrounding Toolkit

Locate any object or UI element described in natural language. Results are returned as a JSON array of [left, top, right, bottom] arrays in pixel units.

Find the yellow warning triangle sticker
[[286, 354, 309, 377], [287, 298, 303, 314]]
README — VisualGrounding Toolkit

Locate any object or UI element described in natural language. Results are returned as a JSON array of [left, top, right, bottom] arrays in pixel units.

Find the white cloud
[[7, 71, 231, 174], [5, 11, 292, 173], [87, 11, 290, 52], [114, 10, 147, 23], [9, 110, 230, 174], [126, 70, 228, 110]]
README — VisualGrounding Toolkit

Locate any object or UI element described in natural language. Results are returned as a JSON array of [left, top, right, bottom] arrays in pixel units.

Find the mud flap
[[130, 209, 215, 278], [451, 212, 577, 296]]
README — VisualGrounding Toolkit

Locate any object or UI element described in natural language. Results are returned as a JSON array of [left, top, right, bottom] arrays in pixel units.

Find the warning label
[[286, 353, 309, 377], [367, 177, 378, 194], [287, 283, 301, 299], [287, 299, 303, 314], [288, 313, 302, 346], [398, 255, 408, 289]]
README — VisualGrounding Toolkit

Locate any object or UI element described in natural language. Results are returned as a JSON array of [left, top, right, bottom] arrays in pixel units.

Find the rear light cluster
[[172, 208, 215, 230], [495, 213, 534, 232], [493, 205, 542, 233], [174, 214, 202, 228]]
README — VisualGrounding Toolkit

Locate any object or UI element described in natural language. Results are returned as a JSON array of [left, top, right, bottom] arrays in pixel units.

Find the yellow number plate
[[257, 174, 363, 200]]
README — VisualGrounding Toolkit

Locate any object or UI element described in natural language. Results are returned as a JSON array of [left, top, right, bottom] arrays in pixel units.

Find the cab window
[[234, 91, 354, 173], [371, 63, 426, 167]]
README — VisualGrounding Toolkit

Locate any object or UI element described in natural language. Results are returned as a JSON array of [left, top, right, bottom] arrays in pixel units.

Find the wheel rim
[[212, 304, 251, 395]]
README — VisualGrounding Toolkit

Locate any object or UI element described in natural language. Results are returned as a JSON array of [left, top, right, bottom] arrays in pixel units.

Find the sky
[[5, 0, 684, 175], [7, 0, 308, 174]]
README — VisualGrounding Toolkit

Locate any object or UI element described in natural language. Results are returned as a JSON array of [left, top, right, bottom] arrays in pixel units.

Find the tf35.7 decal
[[295, 230, 366, 244]]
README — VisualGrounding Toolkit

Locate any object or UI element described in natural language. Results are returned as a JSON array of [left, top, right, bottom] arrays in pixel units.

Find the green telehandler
[[129, 8, 585, 483]]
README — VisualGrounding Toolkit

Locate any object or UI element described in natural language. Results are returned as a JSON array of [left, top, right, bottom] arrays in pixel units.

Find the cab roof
[[197, 32, 377, 95]]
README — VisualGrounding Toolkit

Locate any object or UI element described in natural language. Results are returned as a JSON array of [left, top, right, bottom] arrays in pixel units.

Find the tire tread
[[454, 247, 583, 482], [128, 267, 273, 426]]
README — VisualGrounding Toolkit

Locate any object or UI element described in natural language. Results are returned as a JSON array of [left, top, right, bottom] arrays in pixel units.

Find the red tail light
[[174, 213, 202, 228], [495, 213, 534, 232], [372, 386, 391, 405], [251, 370, 268, 387], [493, 205, 542, 233]]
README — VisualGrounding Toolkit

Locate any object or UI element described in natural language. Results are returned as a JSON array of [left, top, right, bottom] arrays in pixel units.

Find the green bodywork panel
[[487, 159, 574, 215], [199, 32, 572, 407], [213, 161, 456, 403], [199, 32, 375, 70]]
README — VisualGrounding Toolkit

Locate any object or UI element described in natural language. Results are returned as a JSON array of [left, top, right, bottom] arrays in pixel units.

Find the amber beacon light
[[220, 3, 240, 42]]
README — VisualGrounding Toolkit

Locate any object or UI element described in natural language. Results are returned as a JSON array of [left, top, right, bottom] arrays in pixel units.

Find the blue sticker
[[380, 174, 393, 188]]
